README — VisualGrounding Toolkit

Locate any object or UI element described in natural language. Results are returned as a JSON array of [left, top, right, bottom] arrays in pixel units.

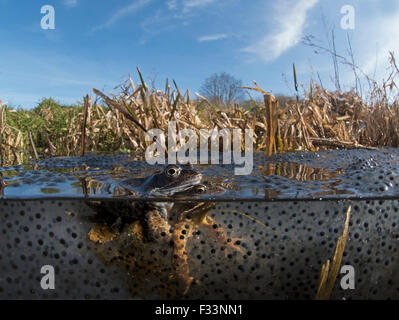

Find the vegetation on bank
[[0, 97, 129, 165], [1, 54, 399, 167]]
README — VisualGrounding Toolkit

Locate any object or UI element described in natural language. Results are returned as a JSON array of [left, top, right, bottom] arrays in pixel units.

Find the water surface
[[1, 148, 399, 201]]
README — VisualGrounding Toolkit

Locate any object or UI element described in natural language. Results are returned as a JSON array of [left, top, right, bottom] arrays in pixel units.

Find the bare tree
[[199, 72, 244, 106]]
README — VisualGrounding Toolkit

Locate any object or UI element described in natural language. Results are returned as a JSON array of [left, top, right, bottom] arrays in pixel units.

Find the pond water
[[1, 149, 399, 299], [2, 148, 399, 200]]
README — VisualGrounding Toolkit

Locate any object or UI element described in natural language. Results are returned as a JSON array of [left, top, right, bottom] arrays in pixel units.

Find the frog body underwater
[[87, 164, 243, 297], [88, 163, 202, 238], [166, 182, 244, 293]]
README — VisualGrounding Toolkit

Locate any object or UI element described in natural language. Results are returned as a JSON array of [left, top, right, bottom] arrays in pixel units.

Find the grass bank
[[1, 64, 399, 166]]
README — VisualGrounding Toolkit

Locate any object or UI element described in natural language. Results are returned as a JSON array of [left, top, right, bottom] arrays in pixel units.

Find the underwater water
[[1, 149, 399, 299]]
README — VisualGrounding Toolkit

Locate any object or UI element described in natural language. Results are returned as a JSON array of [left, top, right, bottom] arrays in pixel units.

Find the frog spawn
[[0, 200, 133, 299], [4, 148, 399, 298], [1, 198, 399, 298]]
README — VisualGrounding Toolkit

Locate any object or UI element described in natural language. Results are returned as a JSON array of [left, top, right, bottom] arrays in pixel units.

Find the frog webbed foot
[[223, 237, 244, 256], [201, 216, 244, 257], [169, 273, 199, 296]]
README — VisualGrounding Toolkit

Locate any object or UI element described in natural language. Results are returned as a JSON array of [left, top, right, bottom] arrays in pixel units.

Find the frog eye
[[165, 165, 181, 178], [194, 184, 207, 194]]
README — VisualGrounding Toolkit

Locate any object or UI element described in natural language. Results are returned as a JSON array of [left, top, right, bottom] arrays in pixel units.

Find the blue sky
[[0, 0, 398, 108]]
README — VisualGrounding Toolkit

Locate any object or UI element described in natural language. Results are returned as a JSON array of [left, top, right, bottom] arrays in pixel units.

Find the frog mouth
[[149, 174, 202, 197]]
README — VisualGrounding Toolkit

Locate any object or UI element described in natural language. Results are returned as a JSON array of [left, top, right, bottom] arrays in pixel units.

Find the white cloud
[[165, 0, 216, 14], [359, 12, 399, 77], [182, 0, 215, 13], [322, 8, 399, 89], [93, 0, 152, 32], [198, 33, 228, 42], [139, 0, 220, 41], [167, 0, 177, 10], [64, 0, 78, 7], [243, 0, 318, 62]]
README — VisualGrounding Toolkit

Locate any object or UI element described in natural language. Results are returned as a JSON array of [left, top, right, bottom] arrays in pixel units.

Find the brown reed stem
[[81, 95, 90, 157], [315, 205, 351, 300], [264, 93, 278, 156], [28, 131, 39, 160], [45, 132, 56, 156], [0, 100, 4, 166]]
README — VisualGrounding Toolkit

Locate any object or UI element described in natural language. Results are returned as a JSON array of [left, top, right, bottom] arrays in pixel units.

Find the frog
[[87, 164, 243, 297], [165, 182, 244, 294], [87, 163, 202, 240]]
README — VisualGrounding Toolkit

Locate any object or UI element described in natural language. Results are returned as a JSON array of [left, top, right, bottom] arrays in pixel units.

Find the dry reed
[[1, 60, 399, 166]]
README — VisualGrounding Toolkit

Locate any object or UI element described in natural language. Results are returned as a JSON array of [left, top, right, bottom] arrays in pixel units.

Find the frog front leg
[[144, 207, 172, 242]]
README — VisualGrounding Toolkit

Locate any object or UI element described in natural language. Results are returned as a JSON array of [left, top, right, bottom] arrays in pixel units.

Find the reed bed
[[0, 97, 129, 165], [1, 65, 399, 166]]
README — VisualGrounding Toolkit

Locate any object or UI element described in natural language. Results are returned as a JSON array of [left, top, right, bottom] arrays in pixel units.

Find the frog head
[[142, 164, 202, 197]]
